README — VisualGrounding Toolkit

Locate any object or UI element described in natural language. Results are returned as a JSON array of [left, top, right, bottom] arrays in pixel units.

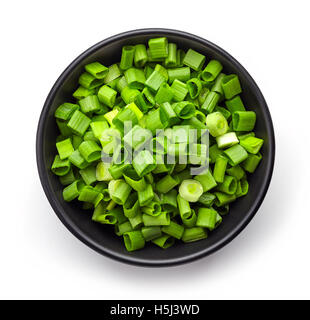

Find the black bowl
[[36, 28, 275, 267]]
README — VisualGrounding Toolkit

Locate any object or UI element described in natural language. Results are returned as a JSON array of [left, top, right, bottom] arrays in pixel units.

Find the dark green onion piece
[[123, 124, 152, 150], [224, 144, 248, 166], [232, 111, 256, 131], [142, 212, 170, 226], [144, 65, 154, 78], [194, 169, 217, 192], [221, 74, 242, 99], [160, 189, 178, 212], [123, 193, 140, 218], [156, 175, 179, 194], [98, 85, 117, 108], [168, 67, 191, 83], [120, 46, 135, 70], [51, 155, 71, 176], [201, 91, 220, 114], [182, 227, 208, 242], [145, 70, 166, 92], [56, 138, 74, 160], [79, 72, 105, 89], [196, 207, 218, 230], [173, 101, 195, 119], [183, 49, 206, 71], [79, 165, 97, 185], [138, 184, 154, 206], [160, 102, 179, 126], [78, 141, 101, 162], [59, 168, 76, 186], [214, 192, 236, 206], [209, 144, 224, 163], [113, 108, 138, 133], [201, 60, 223, 82], [128, 211, 143, 230], [148, 37, 168, 59], [92, 202, 108, 223], [171, 79, 188, 102], [145, 108, 168, 135], [226, 165, 245, 180], [115, 221, 133, 236], [155, 83, 174, 104], [95, 212, 117, 225], [121, 86, 140, 104], [134, 44, 148, 68], [225, 95, 245, 113], [242, 153, 262, 173], [68, 150, 89, 169], [116, 76, 128, 93], [176, 194, 191, 219], [164, 43, 177, 67], [67, 110, 91, 136], [152, 235, 175, 249], [78, 186, 103, 207], [162, 221, 184, 240], [79, 95, 101, 113], [141, 226, 162, 241], [141, 201, 161, 216], [90, 120, 109, 140], [240, 136, 264, 154], [236, 178, 249, 197], [198, 87, 210, 106], [198, 192, 216, 207], [56, 125, 71, 140], [85, 62, 108, 79], [109, 179, 132, 205], [54, 103, 79, 121], [123, 230, 145, 251], [217, 175, 237, 195], [211, 73, 226, 95], [109, 163, 131, 180], [238, 132, 255, 140], [73, 86, 94, 100], [123, 167, 147, 192], [84, 130, 98, 142], [62, 180, 85, 202], [104, 64, 121, 84], [213, 155, 228, 183], [155, 64, 169, 81], [215, 106, 231, 120], [124, 67, 146, 90], [187, 78, 202, 99], [132, 150, 156, 177]]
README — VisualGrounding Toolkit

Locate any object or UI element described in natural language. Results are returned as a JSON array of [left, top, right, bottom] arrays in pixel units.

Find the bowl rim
[[36, 28, 275, 267]]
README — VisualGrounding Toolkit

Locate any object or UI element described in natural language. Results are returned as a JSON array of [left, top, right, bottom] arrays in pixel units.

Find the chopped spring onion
[[201, 60, 223, 82], [179, 179, 203, 202], [96, 162, 113, 181], [206, 112, 229, 137], [216, 132, 239, 149], [85, 62, 108, 79], [51, 37, 265, 252], [120, 46, 135, 71]]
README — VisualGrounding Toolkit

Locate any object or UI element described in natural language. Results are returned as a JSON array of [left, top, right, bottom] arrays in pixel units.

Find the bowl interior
[[38, 29, 274, 266]]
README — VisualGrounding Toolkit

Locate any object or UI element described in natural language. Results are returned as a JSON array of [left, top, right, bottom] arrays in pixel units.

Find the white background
[[1, 0, 309, 300]]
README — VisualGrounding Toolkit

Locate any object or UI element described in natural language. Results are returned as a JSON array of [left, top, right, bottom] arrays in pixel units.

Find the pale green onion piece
[[96, 162, 113, 181], [179, 179, 203, 202]]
